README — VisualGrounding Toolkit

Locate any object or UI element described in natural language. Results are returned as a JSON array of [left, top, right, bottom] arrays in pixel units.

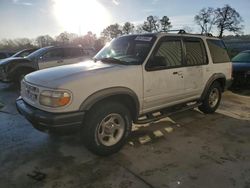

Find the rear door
[[143, 36, 186, 112], [182, 37, 208, 98]]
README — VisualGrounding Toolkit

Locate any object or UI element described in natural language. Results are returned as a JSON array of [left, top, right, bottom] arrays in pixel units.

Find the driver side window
[[148, 39, 182, 70]]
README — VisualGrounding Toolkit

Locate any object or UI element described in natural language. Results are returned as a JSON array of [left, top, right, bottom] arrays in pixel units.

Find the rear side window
[[207, 39, 230, 63], [184, 38, 207, 66], [154, 40, 182, 68], [42, 48, 64, 60], [65, 48, 84, 58]]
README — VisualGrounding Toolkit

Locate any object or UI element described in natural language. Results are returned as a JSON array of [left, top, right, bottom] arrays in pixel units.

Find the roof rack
[[166, 29, 186, 34], [160, 29, 216, 37]]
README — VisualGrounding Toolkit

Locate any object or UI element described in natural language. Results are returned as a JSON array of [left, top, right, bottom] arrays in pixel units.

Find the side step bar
[[135, 102, 202, 124]]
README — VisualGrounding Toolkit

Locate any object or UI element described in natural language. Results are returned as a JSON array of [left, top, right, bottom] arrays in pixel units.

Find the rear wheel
[[82, 101, 132, 156], [199, 81, 222, 114]]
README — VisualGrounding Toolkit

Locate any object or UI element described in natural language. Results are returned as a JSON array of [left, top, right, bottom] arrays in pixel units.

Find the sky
[[0, 0, 250, 39]]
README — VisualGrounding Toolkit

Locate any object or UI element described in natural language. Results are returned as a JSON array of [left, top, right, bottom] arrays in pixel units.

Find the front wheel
[[82, 101, 132, 156], [199, 81, 222, 114]]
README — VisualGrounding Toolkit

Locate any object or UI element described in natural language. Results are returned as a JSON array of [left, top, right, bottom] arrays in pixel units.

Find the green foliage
[[122, 22, 135, 34], [160, 16, 172, 31], [101, 24, 122, 41], [142, 16, 159, 32]]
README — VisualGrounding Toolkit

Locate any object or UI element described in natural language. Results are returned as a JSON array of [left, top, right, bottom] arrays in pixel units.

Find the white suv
[[16, 31, 232, 156]]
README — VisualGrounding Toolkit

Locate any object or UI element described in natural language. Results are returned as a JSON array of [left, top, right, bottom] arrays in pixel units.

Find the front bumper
[[16, 97, 85, 132]]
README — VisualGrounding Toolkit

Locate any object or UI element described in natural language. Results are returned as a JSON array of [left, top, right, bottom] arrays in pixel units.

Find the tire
[[82, 101, 132, 156], [198, 81, 222, 114]]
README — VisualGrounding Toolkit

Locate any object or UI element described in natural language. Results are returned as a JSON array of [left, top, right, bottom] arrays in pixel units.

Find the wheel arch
[[11, 65, 36, 81], [200, 73, 226, 101], [79, 87, 140, 121]]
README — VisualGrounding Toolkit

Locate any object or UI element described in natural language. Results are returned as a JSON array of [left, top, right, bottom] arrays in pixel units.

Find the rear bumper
[[16, 97, 85, 132]]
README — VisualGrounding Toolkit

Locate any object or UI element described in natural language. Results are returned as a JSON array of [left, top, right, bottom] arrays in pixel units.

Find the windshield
[[27, 46, 52, 60], [232, 52, 250, 63], [94, 35, 156, 65]]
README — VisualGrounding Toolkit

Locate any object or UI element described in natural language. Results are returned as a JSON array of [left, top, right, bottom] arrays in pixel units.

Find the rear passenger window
[[207, 39, 230, 63], [154, 40, 182, 68], [184, 38, 207, 66], [42, 49, 63, 60], [64, 48, 83, 58]]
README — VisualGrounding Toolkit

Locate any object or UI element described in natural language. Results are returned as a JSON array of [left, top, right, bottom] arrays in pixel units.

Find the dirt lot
[[0, 83, 250, 188]]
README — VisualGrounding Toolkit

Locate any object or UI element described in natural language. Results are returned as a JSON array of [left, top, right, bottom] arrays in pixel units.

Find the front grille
[[21, 80, 39, 102]]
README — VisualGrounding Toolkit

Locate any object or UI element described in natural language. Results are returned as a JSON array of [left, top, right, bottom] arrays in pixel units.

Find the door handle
[[172, 71, 183, 75], [57, 60, 63, 63]]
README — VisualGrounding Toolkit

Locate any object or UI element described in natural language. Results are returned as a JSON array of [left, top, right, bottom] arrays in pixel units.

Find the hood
[[0, 57, 31, 66], [232, 61, 250, 72], [25, 60, 119, 86]]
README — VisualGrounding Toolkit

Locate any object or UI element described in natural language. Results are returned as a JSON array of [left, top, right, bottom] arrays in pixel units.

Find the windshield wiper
[[100, 57, 127, 65]]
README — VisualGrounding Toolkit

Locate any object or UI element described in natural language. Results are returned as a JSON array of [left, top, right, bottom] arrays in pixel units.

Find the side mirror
[[149, 56, 167, 67]]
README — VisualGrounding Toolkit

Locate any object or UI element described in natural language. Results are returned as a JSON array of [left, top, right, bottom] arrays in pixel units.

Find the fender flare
[[79, 87, 140, 116], [200, 73, 226, 101]]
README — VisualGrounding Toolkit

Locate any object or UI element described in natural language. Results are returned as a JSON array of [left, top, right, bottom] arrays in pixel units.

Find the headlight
[[39, 90, 71, 107]]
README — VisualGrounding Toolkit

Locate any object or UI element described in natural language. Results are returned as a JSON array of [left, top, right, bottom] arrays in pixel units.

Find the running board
[[135, 102, 202, 124]]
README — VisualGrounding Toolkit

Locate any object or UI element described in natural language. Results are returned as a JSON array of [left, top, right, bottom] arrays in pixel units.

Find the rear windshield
[[207, 39, 230, 63]]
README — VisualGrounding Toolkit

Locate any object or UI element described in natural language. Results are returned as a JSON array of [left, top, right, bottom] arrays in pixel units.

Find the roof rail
[[159, 30, 216, 37], [205, 33, 213, 37], [163, 29, 186, 34]]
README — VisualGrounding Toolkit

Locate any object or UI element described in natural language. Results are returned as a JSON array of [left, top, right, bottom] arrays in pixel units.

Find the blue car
[[232, 50, 250, 87]]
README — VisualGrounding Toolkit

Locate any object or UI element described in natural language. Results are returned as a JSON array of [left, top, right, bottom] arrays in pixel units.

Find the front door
[[143, 37, 186, 113]]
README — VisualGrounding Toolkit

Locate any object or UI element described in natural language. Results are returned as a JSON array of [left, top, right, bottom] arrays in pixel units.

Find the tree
[[182, 26, 193, 33], [72, 31, 97, 48], [56, 32, 76, 45], [94, 37, 106, 51], [122, 22, 135, 34], [101, 24, 122, 40], [36, 35, 54, 47], [134, 24, 145, 34], [194, 7, 215, 34], [160, 16, 172, 31], [214, 4, 243, 38], [142, 16, 159, 32]]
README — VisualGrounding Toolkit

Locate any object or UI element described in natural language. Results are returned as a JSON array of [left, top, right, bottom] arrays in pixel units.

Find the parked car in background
[[232, 50, 250, 87], [11, 48, 39, 58], [0, 46, 90, 84], [0, 51, 15, 60], [16, 31, 232, 156], [83, 47, 97, 57]]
